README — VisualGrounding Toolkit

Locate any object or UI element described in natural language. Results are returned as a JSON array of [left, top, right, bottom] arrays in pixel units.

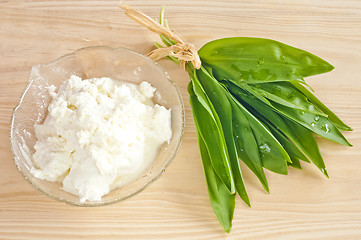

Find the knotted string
[[119, 3, 201, 70]]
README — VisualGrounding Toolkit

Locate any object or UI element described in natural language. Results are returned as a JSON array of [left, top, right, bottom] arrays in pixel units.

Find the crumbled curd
[[31, 75, 172, 202]]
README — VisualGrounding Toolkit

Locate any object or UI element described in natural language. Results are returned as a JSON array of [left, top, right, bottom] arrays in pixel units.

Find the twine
[[120, 3, 201, 69]]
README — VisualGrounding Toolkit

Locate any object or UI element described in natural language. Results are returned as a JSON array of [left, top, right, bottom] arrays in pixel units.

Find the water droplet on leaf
[[273, 87, 281, 93], [299, 111, 305, 115], [311, 122, 316, 127], [314, 116, 320, 122], [259, 143, 271, 153], [321, 124, 330, 133]]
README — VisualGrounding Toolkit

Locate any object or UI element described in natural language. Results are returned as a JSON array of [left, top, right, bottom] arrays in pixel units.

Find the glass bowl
[[10, 46, 184, 206]]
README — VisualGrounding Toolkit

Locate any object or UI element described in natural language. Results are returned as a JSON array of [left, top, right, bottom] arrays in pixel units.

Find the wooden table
[[1, 1, 360, 239]]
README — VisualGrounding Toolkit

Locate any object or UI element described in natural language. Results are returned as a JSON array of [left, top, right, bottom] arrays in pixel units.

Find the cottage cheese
[[31, 75, 172, 203]]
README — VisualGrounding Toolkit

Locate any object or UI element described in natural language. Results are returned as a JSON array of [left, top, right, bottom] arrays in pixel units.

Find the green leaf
[[189, 72, 236, 194], [227, 94, 269, 192], [226, 81, 329, 177], [256, 114, 309, 163], [199, 37, 334, 84], [270, 100, 352, 146], [282, 116, 329, 177], [197, 67, 250, 206], [227, 79, 351, 147], [288, 156, 302, 169], [292, 81, 352, 131], [196, 123, 235, 233], [234, 103, 290, 175], [224, 83, 290, 175], [249, 81, 327, 116], [232, 80, 272, 106]]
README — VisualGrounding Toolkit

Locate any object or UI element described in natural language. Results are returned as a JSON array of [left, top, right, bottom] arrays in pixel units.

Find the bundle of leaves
[[120, 4, 352, 233]]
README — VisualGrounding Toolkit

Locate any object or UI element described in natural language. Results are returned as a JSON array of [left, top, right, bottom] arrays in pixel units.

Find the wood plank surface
[[1, 0, 360, 239]]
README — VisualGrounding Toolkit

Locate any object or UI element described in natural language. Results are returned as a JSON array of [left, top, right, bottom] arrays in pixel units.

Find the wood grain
[[1, 0, 360, 239]]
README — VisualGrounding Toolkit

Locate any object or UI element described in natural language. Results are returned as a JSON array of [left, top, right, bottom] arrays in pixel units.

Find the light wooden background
[[1, 0, 360, 239]]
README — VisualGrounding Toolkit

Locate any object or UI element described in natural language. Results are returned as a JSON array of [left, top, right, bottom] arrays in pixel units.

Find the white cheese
[[31, 75, 172, 203]]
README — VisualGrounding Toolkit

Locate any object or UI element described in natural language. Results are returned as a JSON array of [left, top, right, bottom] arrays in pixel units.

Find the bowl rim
[[9, 46, 185, 207]]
